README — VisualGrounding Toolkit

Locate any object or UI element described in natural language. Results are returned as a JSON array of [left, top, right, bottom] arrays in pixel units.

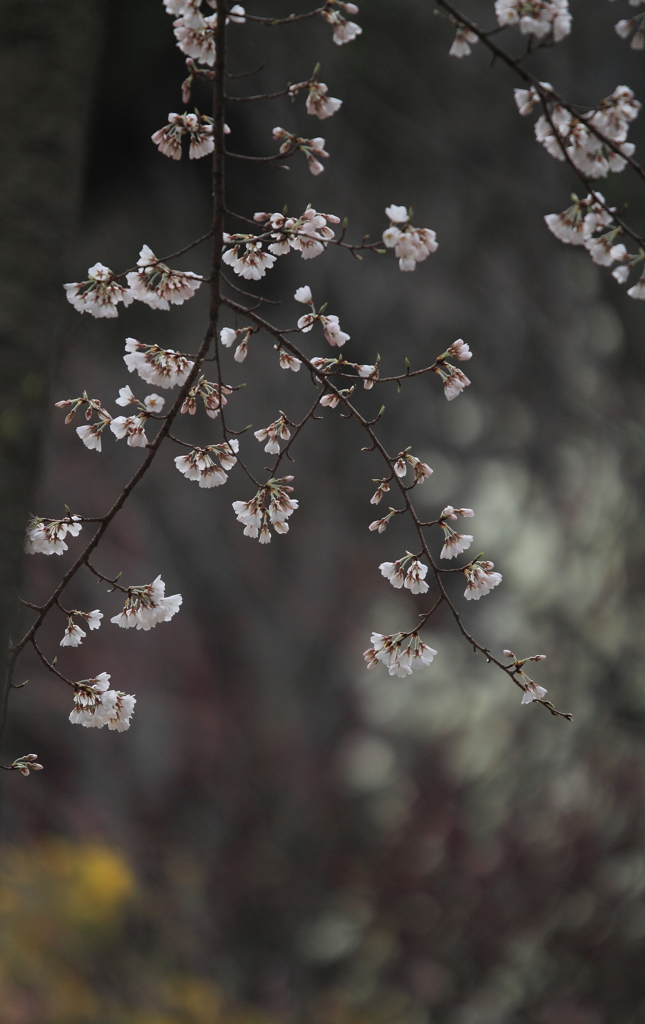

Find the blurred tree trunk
[[0, 0, 101, 738]]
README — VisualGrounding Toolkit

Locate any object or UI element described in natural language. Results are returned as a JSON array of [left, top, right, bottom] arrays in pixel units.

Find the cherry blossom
[[70, 673, 136, 731], [174, 441, 238, 487], [25, 515, 82, 556], [449, 27, 478, 57], [382, 206, 438, 271], [615, 16, 645, 49], [364, 632, 437, 678], [64, 263, 134, 319], [173, 12, 217, 65], [357, 363, 379, 389], [392, 452, 433, 483], [111, 576, 182, 631], [370, 480, 390, 505], [321, 4, 362, 45], [252, 208, 338, 260], [124, 338, 194, 389], [60, 621, 86, 647], [110, 415, 149, 448], [12, 754, 44, 776], [272, 128, 330, 174], [233, 477, 298, 542], [304, 81, 343, 119], [126, 245, 202, 309], [181, 376, 231, 418], [277, 349, 301, 372], [379, 555, 429, 594], [433, 362, 471, 401], [297, 300, 350, 347], [152, 111, 226, 160], [447, 338, 472, 361], [521, 680, 548, 704], [463, 560, 503, 600], [440, 522, 474, 559], [222, 242, 276, 280], [494, 0, 572, 43], [254, 415, 291, 454]]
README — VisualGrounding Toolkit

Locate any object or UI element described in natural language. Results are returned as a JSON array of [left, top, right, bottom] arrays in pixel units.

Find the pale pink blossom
[[404, 559, 429, 595], [115, 385, 138, 407], [370, 480, 390, 505], [294, 285, 313, 304], [440, 524, 474, 559], [447, 338, 472, 361], [321, 6, 363, 45], [495, 0, 571, 42], [449, 27, 478, 57], [293, 80, 343, 119], [383, 208, 438, 271]]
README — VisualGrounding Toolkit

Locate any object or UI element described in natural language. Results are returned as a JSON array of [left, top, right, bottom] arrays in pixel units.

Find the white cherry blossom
[[449, 28, 478, 57], [60, 621, 86, 647], [124, 338, 194, 389], [64, 263, 134, 319], [110, 415, 149, 448], [111, 576, 182, 631], [463, 560, 503, 600], [25, 515, 82, 556], [126, 245, 201, 309]]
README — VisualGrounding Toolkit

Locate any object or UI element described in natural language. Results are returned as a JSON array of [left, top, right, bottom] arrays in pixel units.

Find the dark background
[[1, 1, 645, 1022]]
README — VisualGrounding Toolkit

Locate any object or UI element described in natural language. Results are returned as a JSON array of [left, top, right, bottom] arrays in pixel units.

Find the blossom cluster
[[495, 0, 571, 42], [233, 477, 298, 543], [181, 376, 231, 418], [295, 286, 349, 347], [25, 515, 82, 556], [221, 208, 340, 281], [321, 2, 362, 45], [272, 127, 329, 175], [124, 338, 194, 389], [111, 576, 182, 631], [60, 609, 103, 648], [433, 339, 472, 400], [174, 440, 238, 487], [380, 555, 430, 595], [70, 673, 136, 732], [288, 78, 343, 120], [152, 111, 230, 160], [364, 632, 437, 678], [382, 205, 439, 271], [544, 192, 645, 298], [65, 247, 202, 319], [516, 83, 640, 179], [439, 506, 474, 559]]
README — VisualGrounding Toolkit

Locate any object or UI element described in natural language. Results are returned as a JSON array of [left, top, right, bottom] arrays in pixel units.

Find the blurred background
[[1, 1, 645, 1021]]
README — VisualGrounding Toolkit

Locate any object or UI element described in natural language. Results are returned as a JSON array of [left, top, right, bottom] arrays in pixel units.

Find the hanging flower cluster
[[124, 338, 194, 389], [495, 0, 571, 42], [382, 205, 439, 271], [232, 477, 298, 543], [110, 576, 182, 631], [69, 673, 136, 732], [152, 111, 230, 160], [25, 515, 82, 556], [174, 440, 238, 487], [364, 633, 438, 678]]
